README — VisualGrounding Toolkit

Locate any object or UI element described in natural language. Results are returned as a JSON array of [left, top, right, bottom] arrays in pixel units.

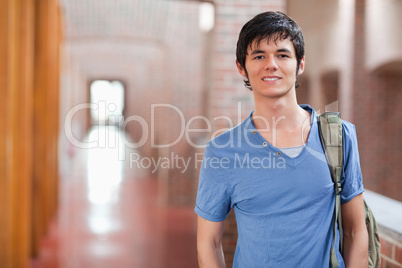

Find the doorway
[[89, 80, 125, 127]]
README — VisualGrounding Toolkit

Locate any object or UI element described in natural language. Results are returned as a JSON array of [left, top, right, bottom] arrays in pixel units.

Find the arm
[[197, 216, 226, 268], [341, 193, 368, 267]]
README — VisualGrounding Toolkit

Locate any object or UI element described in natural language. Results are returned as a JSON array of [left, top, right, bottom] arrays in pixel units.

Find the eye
[[278, 54, 289, 58], [253, 55, 264, 60]]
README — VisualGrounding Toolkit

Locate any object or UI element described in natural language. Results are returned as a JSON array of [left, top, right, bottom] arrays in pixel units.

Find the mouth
[[262, 77, 281, 82]]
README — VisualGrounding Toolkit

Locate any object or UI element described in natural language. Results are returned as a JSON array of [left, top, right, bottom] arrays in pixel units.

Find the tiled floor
[[31, 126, 198, 268]]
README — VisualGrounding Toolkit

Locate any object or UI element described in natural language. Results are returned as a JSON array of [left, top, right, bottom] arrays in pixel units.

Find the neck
[[252, 90, 308, 131]]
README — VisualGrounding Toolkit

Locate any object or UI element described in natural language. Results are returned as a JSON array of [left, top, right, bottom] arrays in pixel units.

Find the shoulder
[[341, 120, 356, 135], [341, 120, 359, 147], [340, 119, 362, 176], [340, 120, 364, 202], [205, 117, 251, 153]]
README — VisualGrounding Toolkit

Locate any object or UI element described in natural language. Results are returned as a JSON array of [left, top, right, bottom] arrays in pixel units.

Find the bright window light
[[90, 80, 125, 126], [86, 126, 124, 205], [199, 2, 214, 32]]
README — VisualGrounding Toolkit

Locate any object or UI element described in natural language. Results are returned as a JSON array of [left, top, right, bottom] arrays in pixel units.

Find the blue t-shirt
[[195, 105, 364, 268]]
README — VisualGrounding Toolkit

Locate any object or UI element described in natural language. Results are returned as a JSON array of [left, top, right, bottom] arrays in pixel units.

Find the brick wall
[[296, 76, 310, 105], [356, 0, 402, 203], [380, 233, 402, 268], [321, 71, 339, 107], [359, 70, 402, 202], [351, 0, 402, 203]]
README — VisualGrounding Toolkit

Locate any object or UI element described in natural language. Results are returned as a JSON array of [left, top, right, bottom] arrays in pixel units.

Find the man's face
[[236, 37, 304, 100]]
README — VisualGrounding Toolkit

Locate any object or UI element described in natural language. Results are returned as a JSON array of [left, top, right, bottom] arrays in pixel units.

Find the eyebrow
[[249, 48, 292, 55], [250, 49, 265, 55], [277, 48, 292, 54]]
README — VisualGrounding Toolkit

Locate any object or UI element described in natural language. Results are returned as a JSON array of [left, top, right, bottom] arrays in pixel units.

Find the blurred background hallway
[[1, 0, 402, 267], [30, 126, 197, 267]]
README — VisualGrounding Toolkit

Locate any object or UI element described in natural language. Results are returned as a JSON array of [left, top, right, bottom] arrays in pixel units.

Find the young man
[[195, 11, 368, 267]]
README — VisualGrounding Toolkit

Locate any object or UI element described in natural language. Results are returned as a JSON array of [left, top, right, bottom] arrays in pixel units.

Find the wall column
[[31, 0, 62, 258], [0, 0, 35, 267], [0, 0, 61, 266], [352, 0, 367, 122]]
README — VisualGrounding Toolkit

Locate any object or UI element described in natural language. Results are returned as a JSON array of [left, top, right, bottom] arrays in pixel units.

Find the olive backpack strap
[[318, 112, 381, 268], [317, 112, 344, 268]]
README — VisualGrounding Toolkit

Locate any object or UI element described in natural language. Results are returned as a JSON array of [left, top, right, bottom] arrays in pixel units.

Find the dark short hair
[[236, 11, 305, 90]]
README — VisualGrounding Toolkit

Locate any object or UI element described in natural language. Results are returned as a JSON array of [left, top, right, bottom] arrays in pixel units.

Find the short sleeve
[[340, 122, 364, 204], [195, 144, 232, 222]]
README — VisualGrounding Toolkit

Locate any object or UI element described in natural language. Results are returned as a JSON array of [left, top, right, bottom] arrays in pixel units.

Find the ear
[[236, 60, 247, 77], [297, 56, 305, 75]]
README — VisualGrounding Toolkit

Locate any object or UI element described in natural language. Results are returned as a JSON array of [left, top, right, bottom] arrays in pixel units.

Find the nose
[[264, 56, 278, 71]]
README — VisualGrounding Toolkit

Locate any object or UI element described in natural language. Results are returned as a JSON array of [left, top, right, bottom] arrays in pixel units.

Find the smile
[[262, 77, 280, 81]]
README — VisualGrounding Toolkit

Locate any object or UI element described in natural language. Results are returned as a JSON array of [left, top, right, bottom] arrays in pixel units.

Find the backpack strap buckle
[[335, 182, 342, 195]]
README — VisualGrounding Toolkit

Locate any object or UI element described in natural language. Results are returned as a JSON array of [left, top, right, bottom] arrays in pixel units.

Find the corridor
[[31, 127, 198, 268]]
